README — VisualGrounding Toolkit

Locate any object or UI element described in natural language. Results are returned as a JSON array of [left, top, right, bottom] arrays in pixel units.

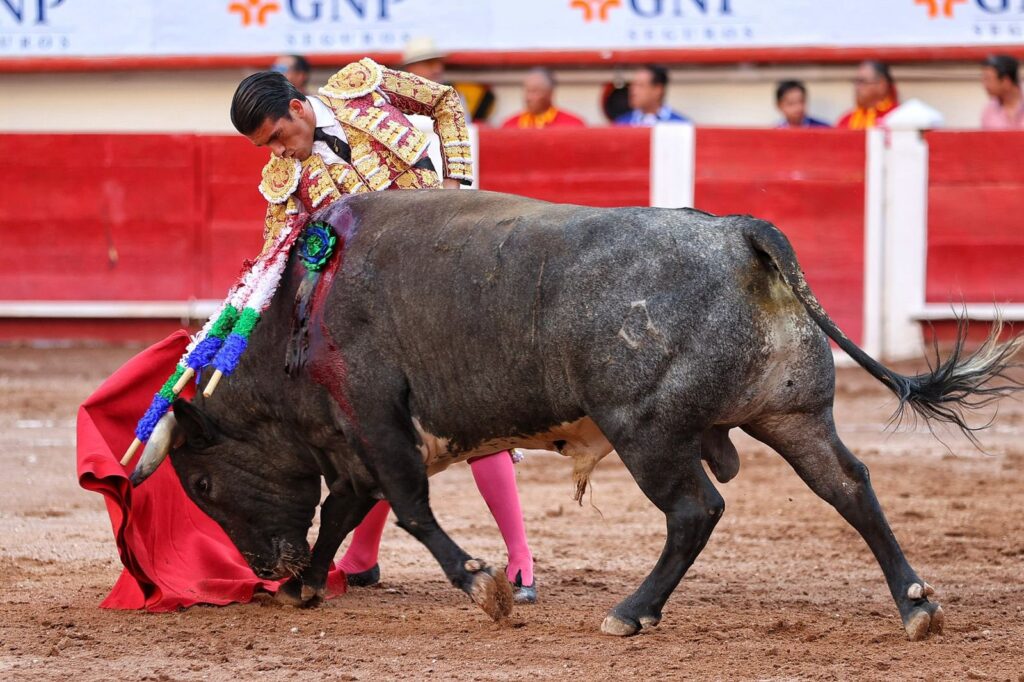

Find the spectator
[[400, 36, 447, 84], [601, 79, 631, 123], [775, 80, 830, 128], [981, 54, 1024, 130], [615, 65, 690, 126], [501, 68, 585, 129], [400, 36, 494, 123], [270, 54, 311, 93], [836, 61, 898, 129]]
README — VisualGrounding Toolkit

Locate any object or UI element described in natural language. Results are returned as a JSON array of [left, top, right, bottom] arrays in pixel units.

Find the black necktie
[[313, 127, 351, 163]]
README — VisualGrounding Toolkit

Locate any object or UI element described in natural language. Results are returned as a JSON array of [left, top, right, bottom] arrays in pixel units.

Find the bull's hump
[[412, 416, 613, 477]]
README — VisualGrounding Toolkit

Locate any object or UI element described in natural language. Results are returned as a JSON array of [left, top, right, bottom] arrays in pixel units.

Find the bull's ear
[[172, 399, 219, 450]]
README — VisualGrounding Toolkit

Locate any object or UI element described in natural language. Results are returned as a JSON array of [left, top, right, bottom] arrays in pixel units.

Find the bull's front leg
[[352, 424, 514, 622], [276, 493, 377, 607]]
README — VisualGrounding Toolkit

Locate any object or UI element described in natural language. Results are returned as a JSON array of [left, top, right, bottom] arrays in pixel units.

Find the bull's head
[[130, 399, 322, 581]]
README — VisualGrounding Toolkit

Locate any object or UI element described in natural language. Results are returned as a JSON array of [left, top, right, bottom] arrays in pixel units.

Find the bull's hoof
[[601, 613, 640, 637], [903, 602, 944, 641], [639, 614, 661, 628], [602, 602, 662, 636], [275, 578, 322, 609], [300, 583, 325, 603], [467, 561, 514, 622]]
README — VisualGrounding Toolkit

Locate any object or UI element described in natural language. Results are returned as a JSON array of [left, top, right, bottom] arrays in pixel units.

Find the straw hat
[[400, 36, 447, 66]]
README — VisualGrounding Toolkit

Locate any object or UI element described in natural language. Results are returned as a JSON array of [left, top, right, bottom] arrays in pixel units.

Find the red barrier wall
[[925, 131, 1024, 304], [8, 128, 1017, 351], [0, 134, 265, 306], [3, 128, 873, 344], [196, 136, 271, 298], [477, 128, 650, 207], [694, 128, 867, 345]]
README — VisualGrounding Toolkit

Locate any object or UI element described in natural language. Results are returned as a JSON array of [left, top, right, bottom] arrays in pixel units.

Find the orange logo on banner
[[229, 0, 281, 27], [570, 0, 622, 22], [914, 0, 967, 18]]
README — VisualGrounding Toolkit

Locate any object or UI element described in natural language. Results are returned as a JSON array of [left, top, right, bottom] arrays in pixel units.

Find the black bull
[[131, 190, 1021, 640]]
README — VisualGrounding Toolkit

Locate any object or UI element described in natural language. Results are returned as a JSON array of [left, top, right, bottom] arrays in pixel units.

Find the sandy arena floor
[[1, 344, 1022, 681]]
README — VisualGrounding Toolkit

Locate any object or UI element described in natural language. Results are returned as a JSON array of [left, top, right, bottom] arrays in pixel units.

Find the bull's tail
[[743, 218, 1024, 443]]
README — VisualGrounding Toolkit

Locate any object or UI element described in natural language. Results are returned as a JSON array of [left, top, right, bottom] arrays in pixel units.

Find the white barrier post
[[861, 128, 886, 360], [881, 129, 929, 360], [649, 123, 695, 208]]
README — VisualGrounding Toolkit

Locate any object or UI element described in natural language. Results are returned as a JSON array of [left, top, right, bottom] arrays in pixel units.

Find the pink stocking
[[470, 451, 534, 585], [337, 500, 390, 574]]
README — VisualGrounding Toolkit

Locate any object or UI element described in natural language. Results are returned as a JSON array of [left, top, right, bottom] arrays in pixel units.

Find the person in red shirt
[[501, 68, 585, 129], [837, 61, 899, 130]]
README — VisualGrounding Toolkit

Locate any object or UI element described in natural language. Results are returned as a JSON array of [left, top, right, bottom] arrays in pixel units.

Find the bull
[[131, 190, 1022, 640]]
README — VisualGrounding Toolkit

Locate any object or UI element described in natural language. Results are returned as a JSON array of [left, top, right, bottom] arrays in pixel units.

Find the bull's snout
[[245, 537, 311, 581], [255, 566, 285, 580]]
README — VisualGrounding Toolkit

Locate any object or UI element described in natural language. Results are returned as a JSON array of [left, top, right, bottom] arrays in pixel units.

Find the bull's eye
[[194, 475, 211, 497]]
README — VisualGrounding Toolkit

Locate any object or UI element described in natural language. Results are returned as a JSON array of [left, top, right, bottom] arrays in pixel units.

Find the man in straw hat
[[400, 36, 448, 85], [400, 36, 494, 123], [230, 57, 537, 602]]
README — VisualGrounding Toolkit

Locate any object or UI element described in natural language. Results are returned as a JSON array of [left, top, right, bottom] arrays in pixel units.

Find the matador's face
[[247, 98, 315, 161]]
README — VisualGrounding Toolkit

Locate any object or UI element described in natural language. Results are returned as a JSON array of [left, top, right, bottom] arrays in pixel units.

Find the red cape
[[76, 330, 346, 611]]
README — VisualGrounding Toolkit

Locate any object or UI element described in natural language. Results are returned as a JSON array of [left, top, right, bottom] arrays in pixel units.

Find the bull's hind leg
[[745, 409, 944, 641], [599, 431, 725, 636]]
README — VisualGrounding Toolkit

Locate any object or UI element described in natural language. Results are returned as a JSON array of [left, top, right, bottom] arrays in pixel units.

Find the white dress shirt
[[309, 96, 349, 165]]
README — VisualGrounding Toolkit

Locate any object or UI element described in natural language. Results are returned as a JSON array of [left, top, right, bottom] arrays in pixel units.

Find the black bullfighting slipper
[[510, 569, 537, 604], [346, 563, 380, 587]]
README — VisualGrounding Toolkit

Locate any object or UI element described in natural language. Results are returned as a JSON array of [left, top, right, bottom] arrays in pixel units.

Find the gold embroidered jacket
[[258, 58, 473, 252]]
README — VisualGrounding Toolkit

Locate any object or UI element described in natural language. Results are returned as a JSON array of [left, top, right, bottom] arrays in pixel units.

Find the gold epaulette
[[319, 58, 383, 101], [259, 155, 301, 204]]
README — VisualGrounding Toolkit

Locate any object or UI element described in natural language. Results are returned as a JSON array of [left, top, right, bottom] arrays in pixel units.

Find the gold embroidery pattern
[[378, 68, 472, 182], [327, 98, 427, 168], [393, 167, 441, 190], [328, 163, 370, 194], [318, 58, 383, 101], [259, 156, 302, 204], [299, 154, 342, 209], [262, 202, 288, 255], [380, 69, 442, 115]]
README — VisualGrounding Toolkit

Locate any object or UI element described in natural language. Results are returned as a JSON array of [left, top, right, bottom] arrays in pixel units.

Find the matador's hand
[[442, 178, 461, 190]]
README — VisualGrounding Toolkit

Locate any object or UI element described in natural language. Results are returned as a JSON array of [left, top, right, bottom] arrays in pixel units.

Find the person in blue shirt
[[775, 80, 831, 129], [615, 65, 690, 126]]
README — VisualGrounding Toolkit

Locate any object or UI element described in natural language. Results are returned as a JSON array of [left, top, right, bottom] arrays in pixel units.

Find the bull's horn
[[129, 412, 179, 486]]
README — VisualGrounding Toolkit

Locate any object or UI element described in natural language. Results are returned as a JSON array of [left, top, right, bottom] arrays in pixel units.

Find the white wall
[[0, 63, 992, 133]]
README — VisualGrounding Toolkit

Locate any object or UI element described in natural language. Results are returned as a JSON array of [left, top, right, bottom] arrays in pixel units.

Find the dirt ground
[[1, 344, 1023, 681]]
